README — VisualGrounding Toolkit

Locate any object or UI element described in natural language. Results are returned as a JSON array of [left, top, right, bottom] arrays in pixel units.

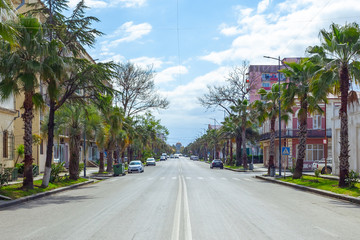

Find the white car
[[146, 158, 156, 166], [312, 158, 332, 174], [128, 160, 144, 173]]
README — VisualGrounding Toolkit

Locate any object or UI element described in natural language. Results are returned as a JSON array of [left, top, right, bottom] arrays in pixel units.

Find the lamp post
[[264, 55, 282, 177]]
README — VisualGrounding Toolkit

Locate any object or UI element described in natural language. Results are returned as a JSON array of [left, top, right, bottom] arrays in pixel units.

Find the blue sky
[[68, 0, 360, 146]]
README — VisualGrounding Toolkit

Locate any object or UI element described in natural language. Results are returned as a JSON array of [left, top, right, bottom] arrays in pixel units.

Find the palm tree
[[280, 59, 324, 179], [252, 83, 291, 175], [0, 16, 46, 189], [221, 115, 241, 165], [308, 23, 360, 187], [0, 0, 18, 44]]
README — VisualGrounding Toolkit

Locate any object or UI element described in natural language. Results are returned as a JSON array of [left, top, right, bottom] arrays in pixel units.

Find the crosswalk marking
[[197, 177, 204, 180], [243, 178, 252, 181], [160, 177, 165, 180], [221, 177, 227, 180], [125, 176, 256, 182], [185, 177, 191, 180], [172, 177, 177, 180], [232, 178, 240, 181]]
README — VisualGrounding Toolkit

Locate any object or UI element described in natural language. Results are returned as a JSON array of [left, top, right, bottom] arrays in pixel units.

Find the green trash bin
[[113, 164, 124, 176]]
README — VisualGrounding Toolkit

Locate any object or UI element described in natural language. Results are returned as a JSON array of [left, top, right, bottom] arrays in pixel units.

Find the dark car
[[210, 159, 223, 169]]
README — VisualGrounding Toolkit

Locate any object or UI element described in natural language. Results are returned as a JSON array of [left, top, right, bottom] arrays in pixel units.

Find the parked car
[[160, 155, 166, 161], [162, 153, 167, 159], [210, 159, 223, 169], [128, 160, 144, 173], [174, 154, 179, 158], [312, 158, 332, 174], [170, 154, 174, 158], [190, 155, 199, 161], [146, 158, 156, 166]]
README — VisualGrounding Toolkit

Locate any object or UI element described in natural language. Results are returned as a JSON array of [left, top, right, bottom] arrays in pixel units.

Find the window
[[298, 144, 324, 161], [261, 83, 270, 88], [313, 115, 322, 129], [3, 131, 8, 158]]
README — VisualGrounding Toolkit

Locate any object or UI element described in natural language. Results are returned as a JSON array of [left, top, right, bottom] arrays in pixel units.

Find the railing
[[259, 128, 332, 141]]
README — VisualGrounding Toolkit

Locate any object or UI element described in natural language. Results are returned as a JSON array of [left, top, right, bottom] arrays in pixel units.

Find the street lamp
[[263, 55, 282, 177]]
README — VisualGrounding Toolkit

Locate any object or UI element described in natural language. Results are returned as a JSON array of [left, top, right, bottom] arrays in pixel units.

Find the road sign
[[282, 147, 290, 155]]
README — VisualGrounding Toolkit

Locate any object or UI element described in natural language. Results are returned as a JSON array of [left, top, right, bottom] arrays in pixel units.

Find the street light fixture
[[263, 55, 282, 177]]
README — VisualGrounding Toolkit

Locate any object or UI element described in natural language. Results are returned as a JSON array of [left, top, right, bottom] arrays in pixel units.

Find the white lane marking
[[108, 179, 119, 182], [171, 175, 182, 240], [232, 178, 240, 181], [185, 177, 191, 180], [148, 177, 154, 180], [209, 177, 215, 180], [243, 178, 252, 181], [182, 175, 193, 240], [313, 226, 339, 238], [160, 177, 165, 180], [197, 177, 204, 180], [172, 177, 177, 180], [221, 177, 227, 180]]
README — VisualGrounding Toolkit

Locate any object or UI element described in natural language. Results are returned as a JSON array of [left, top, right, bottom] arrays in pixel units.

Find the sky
[[68, 0, 360, 146]]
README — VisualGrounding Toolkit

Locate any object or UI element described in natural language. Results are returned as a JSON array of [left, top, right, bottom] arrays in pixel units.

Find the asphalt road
[[1, 157, 360, 240]]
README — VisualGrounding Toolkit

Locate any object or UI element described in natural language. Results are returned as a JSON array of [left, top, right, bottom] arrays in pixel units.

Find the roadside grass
[[280, 175, 360, 197], [225, 165, 247, 170], [0, 178, 88, 200]]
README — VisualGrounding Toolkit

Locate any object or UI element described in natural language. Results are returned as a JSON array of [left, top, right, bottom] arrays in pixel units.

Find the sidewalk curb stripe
[[255, 175, 360, 205], [0, 180, 95, 210]]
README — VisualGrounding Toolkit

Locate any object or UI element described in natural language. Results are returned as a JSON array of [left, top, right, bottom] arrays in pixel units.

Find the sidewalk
[[256, 174, 360, 205]]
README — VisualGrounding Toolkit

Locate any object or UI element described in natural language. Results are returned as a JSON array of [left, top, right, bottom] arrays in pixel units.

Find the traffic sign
[[282, 147, 290, 155]]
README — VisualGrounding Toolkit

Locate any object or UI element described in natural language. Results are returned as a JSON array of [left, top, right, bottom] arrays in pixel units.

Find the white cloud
[[257, 0, 271, 13], [202, 0, 360, 65], [68, 0, 147, 8], [100, 21, 152, 53], [130, 57, 164, 69], [155, 66, 188, 84]]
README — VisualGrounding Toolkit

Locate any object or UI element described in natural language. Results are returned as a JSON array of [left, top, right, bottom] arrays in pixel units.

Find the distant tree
[[113, 62, 169, 117], [252, 83, 291, 175], [199, 62, 256, 165]]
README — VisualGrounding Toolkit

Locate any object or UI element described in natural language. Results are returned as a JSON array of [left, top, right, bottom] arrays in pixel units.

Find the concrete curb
[[0, 179, 95, 209], [256, 175, 360, 205]]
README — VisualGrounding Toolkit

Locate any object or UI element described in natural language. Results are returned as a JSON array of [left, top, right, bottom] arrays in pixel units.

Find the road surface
[[1, 157, 360, 240]]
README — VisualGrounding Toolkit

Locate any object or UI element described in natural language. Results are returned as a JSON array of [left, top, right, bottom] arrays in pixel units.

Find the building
[[331, 93, 360, 174], [249, 59, 340, 170]]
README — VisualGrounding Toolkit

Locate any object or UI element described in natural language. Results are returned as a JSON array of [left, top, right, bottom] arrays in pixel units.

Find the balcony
[[259, 128, 332, 141]]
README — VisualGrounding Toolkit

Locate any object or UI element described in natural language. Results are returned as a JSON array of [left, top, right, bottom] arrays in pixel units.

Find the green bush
[[314, 169, 321, 178], [50, 162, 65, 183], [0, 164, 11, 187], [345, 170, 359, 188]]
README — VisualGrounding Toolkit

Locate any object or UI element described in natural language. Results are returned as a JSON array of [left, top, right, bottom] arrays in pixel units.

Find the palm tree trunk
[[230, 139, 233, 165], [339, 64, 350, 187], [99, 150, 105, 173], [22, 91, 34, 189], [69, 133, 81, 180], [268, 116, 276, 174], [236, 134, 242, 166], [42, 100, 56, 187], [106, 150, 113, 172], [242, 121, 247, 168], [293, 101, 308, 179]]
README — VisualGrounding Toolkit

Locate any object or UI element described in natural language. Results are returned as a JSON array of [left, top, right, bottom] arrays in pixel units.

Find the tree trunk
[[230, 139, 233, 166], [236, 134, 242, 166], [106, 150, 113, 172], [22, 91, 34, 189], [69, 133, 81, 180], [339, 64, 350, 187], [42, 100, 56, 187], [242, 120, 248, 168], [99, 150, 105, 173], [293, 100, 308, 179], [268, 116, 276, 174]]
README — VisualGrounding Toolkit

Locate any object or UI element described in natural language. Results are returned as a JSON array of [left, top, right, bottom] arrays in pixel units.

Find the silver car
[[128, 160, 144, 173], [146, 158, 156, 166]]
